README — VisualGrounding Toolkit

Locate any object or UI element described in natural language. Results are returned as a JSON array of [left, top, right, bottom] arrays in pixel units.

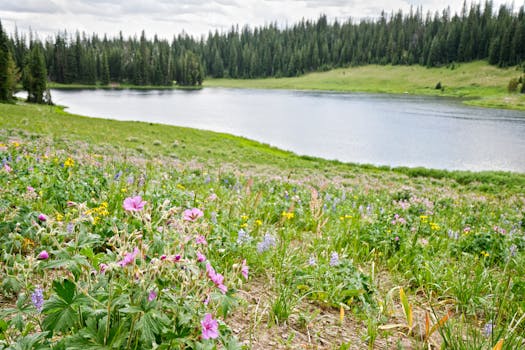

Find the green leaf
[[53, 279, 76, 304], [42, 279, 89, 333]]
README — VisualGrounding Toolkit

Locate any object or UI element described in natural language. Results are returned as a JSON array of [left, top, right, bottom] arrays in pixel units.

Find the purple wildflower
[[483, 321, 493, 337], [148, 290, 157, 302], [38, 214, 47, 222], [31, 288, 44, 312], [237, 229, 251, 245], [329, 252, 340, 266], [308, 255, 317, 266], [257, 233, 276, 253]]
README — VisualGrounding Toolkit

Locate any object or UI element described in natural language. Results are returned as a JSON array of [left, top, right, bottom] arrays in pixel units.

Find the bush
[[508, 78, 519, 93], [435, 81, 442, 90]]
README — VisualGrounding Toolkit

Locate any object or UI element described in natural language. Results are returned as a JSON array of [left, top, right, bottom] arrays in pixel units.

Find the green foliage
[[22, 45, 48, 104], [508, 78, 519, 93]]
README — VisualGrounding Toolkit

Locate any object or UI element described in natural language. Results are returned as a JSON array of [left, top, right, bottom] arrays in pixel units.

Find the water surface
[[50, 88, 525, 172]]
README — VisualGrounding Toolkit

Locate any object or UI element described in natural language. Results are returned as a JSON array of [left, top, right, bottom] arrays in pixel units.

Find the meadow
[[206, 61, 525, 111], [0, 102, 524, 349]]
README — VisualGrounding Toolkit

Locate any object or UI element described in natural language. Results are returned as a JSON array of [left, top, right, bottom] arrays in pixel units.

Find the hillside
[[206, 61, 525, 110], [0, 103, 524, 348]]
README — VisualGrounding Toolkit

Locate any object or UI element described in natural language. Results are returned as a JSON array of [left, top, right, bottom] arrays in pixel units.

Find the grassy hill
[[206, 61, 525, 110], [0, 102, 524, 349]]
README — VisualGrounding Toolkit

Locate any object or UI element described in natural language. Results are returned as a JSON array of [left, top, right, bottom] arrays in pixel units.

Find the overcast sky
[[0, 0, 519, 40]]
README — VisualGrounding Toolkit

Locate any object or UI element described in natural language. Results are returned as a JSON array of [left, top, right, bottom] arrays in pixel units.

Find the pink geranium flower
[[99, 263, 108, 274], [183, 208, 203, 222], [123, 196, 146, 212], [118, 247, 140, 267], [37, 250, 49, 260], [206, 263, 228, 294], [241, 259, 249, 280], [201, 313, 219, 340], [196, 235, 207, 245], [197, 252, 206, 262]]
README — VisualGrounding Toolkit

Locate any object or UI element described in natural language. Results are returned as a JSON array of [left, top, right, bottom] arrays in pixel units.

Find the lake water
[[50, 88, 525, 172]]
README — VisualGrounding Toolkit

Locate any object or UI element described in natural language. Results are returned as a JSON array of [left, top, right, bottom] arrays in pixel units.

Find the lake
[[50, 88, 525, 172]]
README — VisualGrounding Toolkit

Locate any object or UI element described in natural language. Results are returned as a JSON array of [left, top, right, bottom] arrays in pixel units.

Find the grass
[[205, 61, 525, 110], [0, 102, 524, 349]]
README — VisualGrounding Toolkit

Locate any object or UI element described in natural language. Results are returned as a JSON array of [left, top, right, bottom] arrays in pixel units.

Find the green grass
[[0, 102, 524, 348], [205, 61, 525, 110]]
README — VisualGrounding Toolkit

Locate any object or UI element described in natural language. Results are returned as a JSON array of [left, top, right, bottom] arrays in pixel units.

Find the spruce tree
[[0, 20, 15, 101], [23, 44, 48, 103]]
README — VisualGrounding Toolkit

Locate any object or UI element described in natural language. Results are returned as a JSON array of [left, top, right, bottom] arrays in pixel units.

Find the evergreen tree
[[101, 53, 110, 85], [0, 20, 17, 101], [23, 44, 48, 104]]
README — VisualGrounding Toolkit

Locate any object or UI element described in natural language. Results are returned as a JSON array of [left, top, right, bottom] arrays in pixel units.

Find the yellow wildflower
[[64, 157, 75, 167], [255, 219, 263, 226], [56, 213, 64, 222], [177, 184, 186, 190], [282, 211, 294, 220]]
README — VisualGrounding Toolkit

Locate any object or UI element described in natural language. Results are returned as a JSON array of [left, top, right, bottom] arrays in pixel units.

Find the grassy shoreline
[[205, 61, 525, 111], [1, 102, 524, 189]]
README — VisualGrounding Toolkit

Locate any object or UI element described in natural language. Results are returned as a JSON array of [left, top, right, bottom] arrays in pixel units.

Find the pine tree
[[101, 53, 110, 85], [0, 20, 16, 101], [23, 44, 48, 104]]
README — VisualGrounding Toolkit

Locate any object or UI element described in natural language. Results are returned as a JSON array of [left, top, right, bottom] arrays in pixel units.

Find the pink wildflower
[[201, 313, 219, 340], [206, 263, 228, 294], [148, 290, 157, 302], [241, 259, 249, 280], [4, 164, 12, 173], [99, 263, 108, 274], [173, 254, 181, 262], [197, 252, 206, 262], [123, 196, 146, 212], [37, 250, 49, 260], [183, 208, 204, 222], [196, 235, 207, 245], [160, 254, 167, 261], [118, 247, 140, 267], [27, 186, 35, 192], [38, 214, 47, 222]]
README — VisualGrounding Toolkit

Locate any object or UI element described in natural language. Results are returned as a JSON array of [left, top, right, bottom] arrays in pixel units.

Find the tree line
[[1, 1, 525, 103]]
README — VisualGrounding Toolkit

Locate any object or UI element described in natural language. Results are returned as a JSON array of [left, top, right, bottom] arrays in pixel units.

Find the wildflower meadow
[[0, 123, 524, 349]]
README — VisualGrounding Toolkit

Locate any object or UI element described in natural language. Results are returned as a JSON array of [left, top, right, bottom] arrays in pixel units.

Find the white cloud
[[0, 0, 519, 39]]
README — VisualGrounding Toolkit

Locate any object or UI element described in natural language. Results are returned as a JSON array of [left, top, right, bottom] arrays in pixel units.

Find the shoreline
[[1, 102, 524, 189], [46, 59, 525, 111]]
